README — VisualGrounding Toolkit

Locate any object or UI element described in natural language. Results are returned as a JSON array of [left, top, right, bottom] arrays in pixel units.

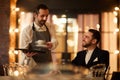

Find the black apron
[[29, 23, 52, 63]]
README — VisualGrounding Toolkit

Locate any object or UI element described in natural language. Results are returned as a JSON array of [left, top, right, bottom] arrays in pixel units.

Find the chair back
[[90, 64, 106, 77]]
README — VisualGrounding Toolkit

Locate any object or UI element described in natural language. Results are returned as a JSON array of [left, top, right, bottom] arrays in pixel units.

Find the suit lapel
[[83, 50, 87, 65]]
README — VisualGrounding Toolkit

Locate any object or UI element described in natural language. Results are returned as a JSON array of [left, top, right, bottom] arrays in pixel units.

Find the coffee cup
[[35, 40, 46, 45]]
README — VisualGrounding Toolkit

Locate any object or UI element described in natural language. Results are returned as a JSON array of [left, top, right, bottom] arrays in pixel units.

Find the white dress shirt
[[85, 49, 94, 64]]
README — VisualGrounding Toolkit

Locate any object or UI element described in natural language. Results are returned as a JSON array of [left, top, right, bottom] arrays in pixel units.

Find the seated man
[[72, 29, 109, 74]]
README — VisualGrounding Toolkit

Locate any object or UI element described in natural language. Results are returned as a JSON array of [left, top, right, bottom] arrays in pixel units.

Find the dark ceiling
[[17, 0, 119, 15]]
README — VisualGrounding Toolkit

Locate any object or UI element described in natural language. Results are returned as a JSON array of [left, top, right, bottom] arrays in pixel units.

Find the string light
[[14, 28, 19, 33], [9, 28, 19, 33], [20, 11, 25, 15], [14, 50, 19, 55], [61, 14, 66, 18], [114, 7, 119, 11], [113, 17, 118, 24], [96, 24, 100, 31], [114, 50, 119, 54], [113, 11, 118, 16], [14, 8, 20, 12], [113, 28, 119, 34]]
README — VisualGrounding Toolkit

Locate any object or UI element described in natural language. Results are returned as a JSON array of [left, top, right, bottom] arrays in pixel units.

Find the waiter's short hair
[[34, 4, 49, 14]]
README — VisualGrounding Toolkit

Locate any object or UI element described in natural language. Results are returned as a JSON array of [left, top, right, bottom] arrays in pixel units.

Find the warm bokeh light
[[20, 11, 25, 15], [114, 50, 119, 54], [114, 7, 119, 11], [14, 50, 19, 55], [113, 17, 118, 24], [61, 14, 66, 18], [14, 70, 19, 76], [67, 39, 74, 47], [9, 49, 15, 62], [96, 24, 100, 31], [14, 28, 19, 33], [113, 11, 118, 16], [113, 28, 119, 34], [14, 8, 20, 12], [10, 0, 18, 63]]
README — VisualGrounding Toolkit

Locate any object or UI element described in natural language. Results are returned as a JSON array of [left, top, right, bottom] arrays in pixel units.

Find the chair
[[0, 64, 4, 76], [61, 52, 71, 64], [105, 66, 110, 80], [90, 64, 110, 80], [111, 72, 120, 80], [90, 64, 106, 77]]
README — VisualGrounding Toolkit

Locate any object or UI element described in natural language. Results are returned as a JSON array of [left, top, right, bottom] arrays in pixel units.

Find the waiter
[[19, 4, 58, 73]]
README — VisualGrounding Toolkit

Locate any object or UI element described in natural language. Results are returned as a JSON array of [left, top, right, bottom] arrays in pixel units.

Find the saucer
[[36, 44, 47, 48]]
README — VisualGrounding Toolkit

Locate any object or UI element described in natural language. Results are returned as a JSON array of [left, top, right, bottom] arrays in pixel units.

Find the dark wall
[[17, 0, 119, 14], [0, 0, 10, 64]]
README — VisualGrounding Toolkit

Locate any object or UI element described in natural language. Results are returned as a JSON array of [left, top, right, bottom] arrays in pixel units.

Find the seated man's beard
[[83, 43, 91, 48]]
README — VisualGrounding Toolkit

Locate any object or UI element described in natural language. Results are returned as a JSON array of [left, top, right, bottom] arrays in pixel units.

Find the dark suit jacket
[[71, 47, 109, 69]]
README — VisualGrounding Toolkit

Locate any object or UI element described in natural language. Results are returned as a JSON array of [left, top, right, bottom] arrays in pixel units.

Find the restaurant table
[[0, 76, 26, 80], [0, 75, 104, 80], [0, 76, 13, 80], [1, 63, 105, 80], [0, 74, 104, 80]]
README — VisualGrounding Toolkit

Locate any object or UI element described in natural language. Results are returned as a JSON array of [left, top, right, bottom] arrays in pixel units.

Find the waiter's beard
[[39, 20, 46, 26]]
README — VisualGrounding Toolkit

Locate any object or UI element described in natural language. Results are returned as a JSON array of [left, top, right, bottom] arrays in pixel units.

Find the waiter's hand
[[25, 52, 37, 57], [46, 42, 53, 49]]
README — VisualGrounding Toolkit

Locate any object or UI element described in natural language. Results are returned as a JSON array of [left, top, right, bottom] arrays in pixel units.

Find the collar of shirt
[[34, 22, 46, 31]]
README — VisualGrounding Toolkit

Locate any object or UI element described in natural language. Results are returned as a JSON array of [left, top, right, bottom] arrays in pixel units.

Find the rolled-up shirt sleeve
[[19, 25, 33, 49], [19, 25, 33, 64]]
